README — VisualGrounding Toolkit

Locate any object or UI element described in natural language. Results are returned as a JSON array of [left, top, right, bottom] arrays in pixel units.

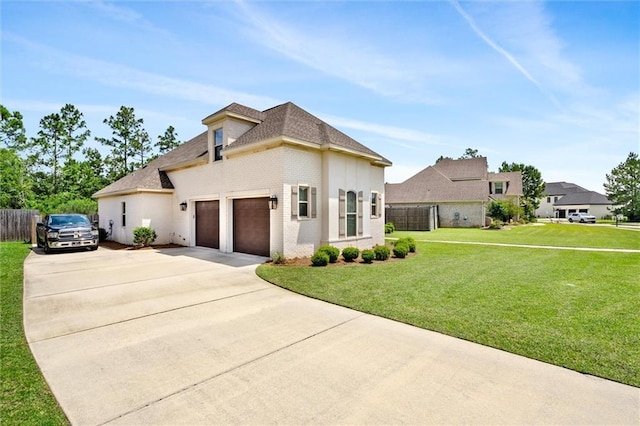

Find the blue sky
[[2, 0, 638, 192]]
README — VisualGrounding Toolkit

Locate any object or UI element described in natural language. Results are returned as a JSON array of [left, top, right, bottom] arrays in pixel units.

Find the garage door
[[233, 198, 270, 257], [195, 200, 219, 249]]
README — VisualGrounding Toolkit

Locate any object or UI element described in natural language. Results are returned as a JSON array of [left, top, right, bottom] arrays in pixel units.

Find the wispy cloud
[[3, 33, 278, 110], [229, 0, 443, 104], [449, 0, 562, 109]]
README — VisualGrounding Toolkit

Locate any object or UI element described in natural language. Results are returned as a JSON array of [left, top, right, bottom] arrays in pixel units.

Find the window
[[347, 191, 357, 237], [494, 182, 503, 195], [554, 196, 559, 202], [299, 186, 309, 218], [121, 202, 126, 227], [371, 192, 379, 217], [214, 128, 223, 161], [547, 197, 551, 203]]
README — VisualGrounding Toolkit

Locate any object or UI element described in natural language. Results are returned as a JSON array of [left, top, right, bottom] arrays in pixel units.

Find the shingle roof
[[488, 171, 524, 196], [94, 101, 390, 198], [93, 132, 208, 197], [555, 191, 611, 206], [432, 157, 487, 180], [226, 102, 391, 163], [544, 181, 589, 196]]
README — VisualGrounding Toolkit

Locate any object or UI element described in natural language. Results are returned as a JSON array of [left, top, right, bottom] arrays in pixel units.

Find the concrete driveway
[[24, 247, 639, 425]]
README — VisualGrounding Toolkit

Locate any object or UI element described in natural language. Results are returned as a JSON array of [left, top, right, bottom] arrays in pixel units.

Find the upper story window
[[494, 182, 504, 195], [299, 186, 309, 218], [346, 191, 357, 237], [547, 197, 551, 203], [214, 128, 223, 161], [554, 196, 559, 202]]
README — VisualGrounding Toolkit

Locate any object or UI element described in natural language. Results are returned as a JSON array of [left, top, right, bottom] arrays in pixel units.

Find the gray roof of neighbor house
[[94, 102, 390, 198], [554, 191, 611, 206], [544, 181, 589, 195], [93, 132, 208, 197], [386, 157, 523, 204]]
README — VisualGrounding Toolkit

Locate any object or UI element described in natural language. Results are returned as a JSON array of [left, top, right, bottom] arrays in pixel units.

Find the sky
[[2, 0, 639, 193]]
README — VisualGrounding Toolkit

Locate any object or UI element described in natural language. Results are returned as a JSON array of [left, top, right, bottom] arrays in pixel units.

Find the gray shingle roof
[[226, 102, 391, 163], [93, 132, 208, 197], [544, 181, 589, 195], [555, 191, 611, 205], [94, 101, 390, 198], [432, 157, 487, 180]]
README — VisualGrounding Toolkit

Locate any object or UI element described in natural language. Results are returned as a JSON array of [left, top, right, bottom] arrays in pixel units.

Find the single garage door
[[233, 198, 270, 257], [195, 200, 219, 249]]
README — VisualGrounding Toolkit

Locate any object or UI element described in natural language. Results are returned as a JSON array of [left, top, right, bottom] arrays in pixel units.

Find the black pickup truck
[[36, 214, 99, 253]]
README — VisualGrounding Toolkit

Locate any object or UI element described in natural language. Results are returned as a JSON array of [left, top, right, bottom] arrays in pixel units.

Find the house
[[93, 102, 392, 258], [385, 157, 523, 228], [534, 182, 612, 219]]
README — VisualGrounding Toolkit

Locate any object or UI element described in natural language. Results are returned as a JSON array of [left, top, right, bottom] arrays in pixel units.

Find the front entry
[[233, 198, 270, 257], [195, 200, 219, 249]]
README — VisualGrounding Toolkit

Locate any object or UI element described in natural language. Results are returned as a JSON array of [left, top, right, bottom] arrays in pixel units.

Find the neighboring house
[[385, 157, 523, 228], [535, 182, 613, 219], [93, 102, 391, 258]]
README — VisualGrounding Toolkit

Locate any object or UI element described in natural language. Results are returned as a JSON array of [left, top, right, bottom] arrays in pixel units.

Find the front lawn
[[257, 233, 640, 387], [393, 223, 640, 250], [0, 242, 68, 425]]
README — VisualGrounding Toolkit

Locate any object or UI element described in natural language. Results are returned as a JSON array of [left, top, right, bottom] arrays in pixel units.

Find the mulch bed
[[99, 241, 183, 251], [271, 252, 413, 267]]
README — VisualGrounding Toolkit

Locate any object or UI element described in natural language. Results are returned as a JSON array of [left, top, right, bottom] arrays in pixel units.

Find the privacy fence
[[0, 210, 99, 242], [385, 206, 438, 231], [0, 209, 39, 242]]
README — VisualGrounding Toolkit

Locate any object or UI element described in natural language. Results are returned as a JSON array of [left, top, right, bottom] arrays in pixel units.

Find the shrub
[[395, 237, 416, 253], [272, 251, 286, 265], [488, 221, 503, 230], [311, 251, 329, 267], [361, 249, 375, 264], [393, 242, 409, 258], [385, 222, 395, 234], [318, 245, 340, 263], [374, 245, 390, 261], [98, 228, 108, 242], [342, 247, 360, 262], [132, 226, 157, 247]]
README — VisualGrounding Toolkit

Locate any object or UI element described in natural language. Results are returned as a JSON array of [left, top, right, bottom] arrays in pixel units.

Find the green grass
[[392, 223, 640, 250], [0, 242, 68, 425], [257, 230, 640, 387]]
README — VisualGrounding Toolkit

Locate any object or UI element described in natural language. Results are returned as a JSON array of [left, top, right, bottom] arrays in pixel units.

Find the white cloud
[[4, 33, 278, 110]]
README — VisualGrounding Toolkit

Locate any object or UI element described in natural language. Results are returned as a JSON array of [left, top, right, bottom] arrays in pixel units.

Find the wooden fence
[[385, 206, 438, 231], [0, 209, 39, 242]]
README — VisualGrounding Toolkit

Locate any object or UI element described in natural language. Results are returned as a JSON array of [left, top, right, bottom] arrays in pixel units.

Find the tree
[[0, 105, 27, 150], [155, 125, 180, 154], [604, 152, 640, 221], [488, 199, 522, 222], [0, 148, 32, 208], [27, 104, 90, 194], [96, 106, 145, 180], [499, 162, 545, 220], [130, 128, 153, 170], [459, 148, 480, 159]]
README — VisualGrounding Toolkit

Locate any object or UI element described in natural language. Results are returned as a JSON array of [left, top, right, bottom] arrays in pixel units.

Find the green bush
[[133, 226, 157, 246], [342, 247, 360, 262], [311, 251, 329, 267], [393, 242, 409, 258], [318, 245, 340, 263], [374, 245, 390, 261], [385, 222, 395, 234], [98, 228, 108, 242], [395, 237, 416, 253], [361, 249, 375, 264], [488, 221, 503, 230], [272, 251, 286, 264]]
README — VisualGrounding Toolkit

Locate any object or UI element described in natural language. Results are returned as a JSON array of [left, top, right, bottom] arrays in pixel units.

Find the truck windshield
[[50, 215, 90, 227]]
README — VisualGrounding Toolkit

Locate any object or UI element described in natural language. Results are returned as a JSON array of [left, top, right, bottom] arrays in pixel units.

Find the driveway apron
[[24, 247, 639, 425]]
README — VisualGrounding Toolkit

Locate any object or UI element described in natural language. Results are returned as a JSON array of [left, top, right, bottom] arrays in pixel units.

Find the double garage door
[[195, 198, 270, 257]]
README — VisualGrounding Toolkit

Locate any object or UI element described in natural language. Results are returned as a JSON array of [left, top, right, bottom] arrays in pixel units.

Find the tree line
[[0, 104, 181, 214]]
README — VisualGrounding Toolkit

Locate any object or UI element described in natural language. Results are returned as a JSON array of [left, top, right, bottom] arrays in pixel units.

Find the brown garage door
[[233, 198, 270, 257], [196, 200, 219, 249]]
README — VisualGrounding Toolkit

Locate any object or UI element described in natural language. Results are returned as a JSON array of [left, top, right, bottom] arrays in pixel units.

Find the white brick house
[[94, 102, 391, 258]]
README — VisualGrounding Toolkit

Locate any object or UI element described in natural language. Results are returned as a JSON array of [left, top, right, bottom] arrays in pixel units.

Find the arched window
[[346, 191, 357, 237]]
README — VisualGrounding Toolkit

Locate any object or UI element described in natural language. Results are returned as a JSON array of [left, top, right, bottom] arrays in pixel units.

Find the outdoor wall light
[[179, 201, 188, 211], [269, 194, 278, 210]]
